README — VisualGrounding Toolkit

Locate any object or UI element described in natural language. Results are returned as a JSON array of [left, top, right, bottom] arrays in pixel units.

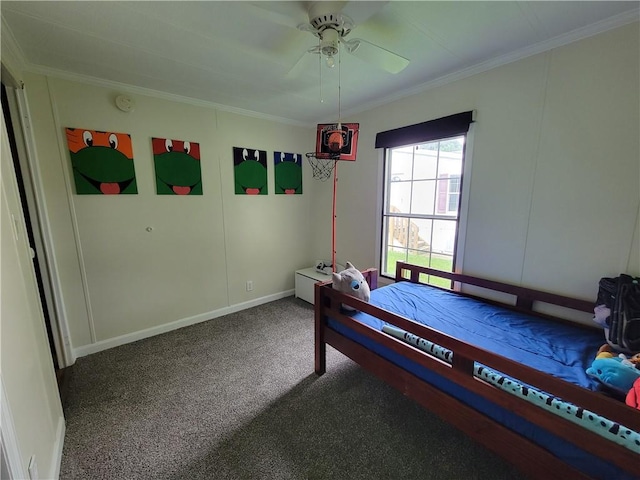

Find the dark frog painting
[[152, 137, 202, 195], [274, 151, 302, 195], [233, 147, 267, 195], [66, 128, 137, 195]]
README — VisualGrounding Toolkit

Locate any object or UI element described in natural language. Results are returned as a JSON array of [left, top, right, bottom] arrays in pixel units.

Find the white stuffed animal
[[332, 262, 371, 311]]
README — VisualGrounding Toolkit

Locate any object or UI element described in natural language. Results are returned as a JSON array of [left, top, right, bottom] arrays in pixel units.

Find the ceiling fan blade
[[245, 1, 310, 29], [286, 48, 316, 78], [344, 38, 409, 74], [297, 22, 316, 34], [340, 1, 389, 27]]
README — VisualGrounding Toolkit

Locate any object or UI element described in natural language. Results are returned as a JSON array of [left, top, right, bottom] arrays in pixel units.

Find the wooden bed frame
[[314, 262, 640, 479]]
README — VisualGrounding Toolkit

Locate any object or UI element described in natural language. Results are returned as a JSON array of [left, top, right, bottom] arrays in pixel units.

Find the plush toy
[[595, 344, 640, 368], [595, 343, 616, 359], [617, 352, 640, 369], [332, 262, 371, 312], [626, 377, 640, 410], [586, 357, 640, 393]]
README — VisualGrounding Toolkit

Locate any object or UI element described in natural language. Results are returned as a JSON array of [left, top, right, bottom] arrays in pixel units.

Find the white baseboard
[[73, 289, 295, 358], [49, 416, 65, 480]]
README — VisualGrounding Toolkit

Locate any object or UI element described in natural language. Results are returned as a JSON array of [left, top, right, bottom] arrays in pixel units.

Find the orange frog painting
[[66, 128, 138, 194]]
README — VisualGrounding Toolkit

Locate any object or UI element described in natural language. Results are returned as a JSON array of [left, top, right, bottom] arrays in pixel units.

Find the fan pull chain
[[319, 38, 324, 104], [337, 48, 341, 128]]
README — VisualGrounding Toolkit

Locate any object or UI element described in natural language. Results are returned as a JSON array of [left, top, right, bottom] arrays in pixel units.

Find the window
[[375, 112, 473, 286], [447, 175, 461, 213]]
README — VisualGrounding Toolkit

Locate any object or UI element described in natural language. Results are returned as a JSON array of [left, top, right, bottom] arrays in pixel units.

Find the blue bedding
[[333, 281, 602, 389], [325, 281, 638, 479]]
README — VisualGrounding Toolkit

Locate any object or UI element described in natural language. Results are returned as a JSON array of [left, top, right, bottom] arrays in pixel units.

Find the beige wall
[[24, 75, 316, 352], [1, 107, 64, 479], [320, 22, 639, 301]]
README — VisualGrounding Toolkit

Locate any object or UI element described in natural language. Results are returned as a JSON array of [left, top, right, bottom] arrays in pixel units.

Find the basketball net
[[306, 152, 339, 181]]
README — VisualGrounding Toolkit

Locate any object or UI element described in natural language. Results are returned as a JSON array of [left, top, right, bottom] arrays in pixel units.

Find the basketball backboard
[[313, 123, 359, 161]]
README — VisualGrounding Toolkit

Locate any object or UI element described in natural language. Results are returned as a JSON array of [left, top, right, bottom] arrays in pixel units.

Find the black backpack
[[597, 274, 640, 353]]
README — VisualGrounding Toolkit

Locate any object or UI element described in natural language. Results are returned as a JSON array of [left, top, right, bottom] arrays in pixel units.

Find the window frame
[[380, 136, 468, 282], [374, 112, 475, 283]]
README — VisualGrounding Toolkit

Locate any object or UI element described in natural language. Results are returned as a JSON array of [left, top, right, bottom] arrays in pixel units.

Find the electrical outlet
[[246, 280, 253, 292]]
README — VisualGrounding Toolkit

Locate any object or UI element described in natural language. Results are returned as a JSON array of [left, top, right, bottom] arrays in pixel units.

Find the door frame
[[2, 81, 74, 368]]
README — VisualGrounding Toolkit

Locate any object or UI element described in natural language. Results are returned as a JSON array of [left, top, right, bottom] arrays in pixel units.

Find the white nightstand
[[295, 267, 332, 304]]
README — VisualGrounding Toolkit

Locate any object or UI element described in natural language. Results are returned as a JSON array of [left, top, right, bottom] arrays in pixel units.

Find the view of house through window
[[382, 136, 465, 286]]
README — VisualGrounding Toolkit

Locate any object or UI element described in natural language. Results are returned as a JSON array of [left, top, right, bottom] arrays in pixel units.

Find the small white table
[[295, 267, 332, 304]]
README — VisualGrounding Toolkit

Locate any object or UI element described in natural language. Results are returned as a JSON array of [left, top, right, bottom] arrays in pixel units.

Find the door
[[1, 82, 69, 369]]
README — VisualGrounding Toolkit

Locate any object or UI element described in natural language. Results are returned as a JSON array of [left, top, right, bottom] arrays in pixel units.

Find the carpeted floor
[[59, 296, 522, 479]]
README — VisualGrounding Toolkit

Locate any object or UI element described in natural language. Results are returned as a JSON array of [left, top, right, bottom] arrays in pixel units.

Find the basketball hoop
[[306, 152, 340, 181]]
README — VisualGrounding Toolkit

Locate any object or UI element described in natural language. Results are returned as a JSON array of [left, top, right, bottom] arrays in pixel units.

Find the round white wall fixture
[[115, 94, 135, 112]]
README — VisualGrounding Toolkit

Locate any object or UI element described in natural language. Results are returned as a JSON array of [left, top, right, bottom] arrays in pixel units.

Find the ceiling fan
[[296, 1, 410, 74]]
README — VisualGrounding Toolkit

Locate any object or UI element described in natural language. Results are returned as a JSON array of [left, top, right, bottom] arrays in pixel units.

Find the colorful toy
[[332, 262, 370, 312], [595, 344, 615, 359], [617, 352, 640, 368], [625, 377, 640, 410], [586, 357, 640, 393]]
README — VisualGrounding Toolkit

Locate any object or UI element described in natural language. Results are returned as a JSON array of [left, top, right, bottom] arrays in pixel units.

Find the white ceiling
[[2, 1, 638, 125]]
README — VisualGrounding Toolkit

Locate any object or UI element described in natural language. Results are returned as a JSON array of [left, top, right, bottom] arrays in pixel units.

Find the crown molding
[[341, 9, 640, 120], [24, 64, 313, 128], [10, 8, 638, 127]]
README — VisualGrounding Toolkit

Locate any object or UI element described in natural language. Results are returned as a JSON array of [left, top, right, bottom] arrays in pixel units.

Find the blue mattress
[[325, 281, 637, 479], [333, 281, 602, 389]]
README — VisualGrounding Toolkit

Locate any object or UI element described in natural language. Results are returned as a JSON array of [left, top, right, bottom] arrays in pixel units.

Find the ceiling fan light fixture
[[298, 2, 410, 74], [320, 28, 339, 57], [326, 56, 336, 68]]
